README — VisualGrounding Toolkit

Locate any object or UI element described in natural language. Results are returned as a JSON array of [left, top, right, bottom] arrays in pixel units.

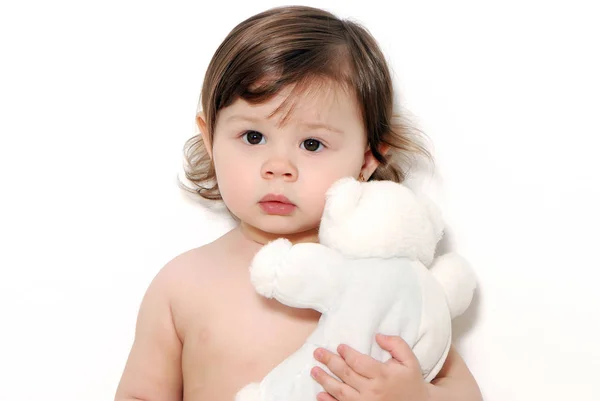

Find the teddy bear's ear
[[323, 177, 363, 222]]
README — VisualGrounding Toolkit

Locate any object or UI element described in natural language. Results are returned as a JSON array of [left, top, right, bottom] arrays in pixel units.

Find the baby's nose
[[261, 157, 298, 181]]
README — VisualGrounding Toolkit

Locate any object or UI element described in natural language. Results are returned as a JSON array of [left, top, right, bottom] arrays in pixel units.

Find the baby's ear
[[196, 112, 212, 159], [323, 177, 363, 222], [360, 143, 391, 179], [379, 143, 391, 155]]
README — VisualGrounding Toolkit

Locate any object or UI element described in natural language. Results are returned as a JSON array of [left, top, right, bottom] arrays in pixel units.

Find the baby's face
[[210, 82, 372, 242]]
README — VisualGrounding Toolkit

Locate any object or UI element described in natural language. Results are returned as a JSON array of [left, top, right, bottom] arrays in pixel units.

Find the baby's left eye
[[301, 138, 323, 152]]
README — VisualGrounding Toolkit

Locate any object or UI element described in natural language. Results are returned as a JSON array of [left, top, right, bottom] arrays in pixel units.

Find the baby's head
[[183, 6, 430, 240]]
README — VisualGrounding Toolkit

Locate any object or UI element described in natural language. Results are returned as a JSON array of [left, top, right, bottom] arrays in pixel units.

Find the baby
[[115, 6, 482, 401]]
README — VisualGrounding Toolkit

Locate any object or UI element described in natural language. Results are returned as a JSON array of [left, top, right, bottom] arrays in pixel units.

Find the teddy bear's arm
[[250, 240, 345, 313]]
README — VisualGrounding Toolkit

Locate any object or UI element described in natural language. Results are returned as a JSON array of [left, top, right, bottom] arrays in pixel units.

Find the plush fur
[[236, 177, 476, 401]]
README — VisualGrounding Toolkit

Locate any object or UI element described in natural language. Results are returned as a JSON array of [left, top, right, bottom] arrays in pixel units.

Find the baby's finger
[[316, 391, 337, 401], [314, 348, 367, 390], [375, 333, 419, 369], [311, 367, 359, 401], [337, 344, 382, 379]]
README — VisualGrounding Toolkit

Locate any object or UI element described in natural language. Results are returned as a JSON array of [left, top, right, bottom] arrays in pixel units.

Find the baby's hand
[[311, 334, 432, 401]]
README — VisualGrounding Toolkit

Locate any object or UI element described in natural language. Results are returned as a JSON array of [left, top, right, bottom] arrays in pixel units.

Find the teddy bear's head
[[318, 177, 444, 265]]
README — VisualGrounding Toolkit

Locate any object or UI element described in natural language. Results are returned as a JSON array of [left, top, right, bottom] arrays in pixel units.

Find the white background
[[1, 1, 599, 400]]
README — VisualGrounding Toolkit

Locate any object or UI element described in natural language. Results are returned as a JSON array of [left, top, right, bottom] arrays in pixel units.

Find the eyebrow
[[226, 115, 344, 134]]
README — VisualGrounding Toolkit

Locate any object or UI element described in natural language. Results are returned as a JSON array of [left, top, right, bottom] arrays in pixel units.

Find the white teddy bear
[[236, 177, 476, 401]]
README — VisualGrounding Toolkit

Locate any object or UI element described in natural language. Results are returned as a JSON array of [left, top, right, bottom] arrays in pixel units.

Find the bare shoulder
[[143, 246, 211, 314], [162, 229, 249, 340], [158, 242, 217, 284], [115, 234, 235, 401], [155, 231, 231, 291]]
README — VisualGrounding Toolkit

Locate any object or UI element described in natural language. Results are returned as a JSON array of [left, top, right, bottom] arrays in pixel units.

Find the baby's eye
[[301, 138, 323, 152], [242, 131, 265, 145]]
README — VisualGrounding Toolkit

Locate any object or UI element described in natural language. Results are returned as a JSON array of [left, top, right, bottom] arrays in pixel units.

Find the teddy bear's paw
[[250, 238, 292, 298], [235, 382, 261, 401]]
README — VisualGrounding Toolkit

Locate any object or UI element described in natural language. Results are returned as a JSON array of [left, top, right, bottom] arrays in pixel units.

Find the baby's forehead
[[221, 82, 359, 126]]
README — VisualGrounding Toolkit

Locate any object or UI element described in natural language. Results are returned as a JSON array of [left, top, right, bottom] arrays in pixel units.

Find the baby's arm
[[114, 264, 183, 401], [429, 345, 482, 401], [250, 239, 345, 312]]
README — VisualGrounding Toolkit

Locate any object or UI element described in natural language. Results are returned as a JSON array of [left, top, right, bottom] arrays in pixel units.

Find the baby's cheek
[[300, 185, 329, 215], [217, 171, 251, 211]]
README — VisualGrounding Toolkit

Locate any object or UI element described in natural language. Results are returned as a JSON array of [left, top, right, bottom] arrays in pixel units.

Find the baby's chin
[[240, 219, 320, 244]]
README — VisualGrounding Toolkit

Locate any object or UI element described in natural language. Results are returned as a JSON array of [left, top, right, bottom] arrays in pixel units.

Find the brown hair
[[181, 5, 432, 200]]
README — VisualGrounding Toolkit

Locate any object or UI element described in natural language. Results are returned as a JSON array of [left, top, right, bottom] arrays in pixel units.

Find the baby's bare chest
[[175, 263, 320, 401]]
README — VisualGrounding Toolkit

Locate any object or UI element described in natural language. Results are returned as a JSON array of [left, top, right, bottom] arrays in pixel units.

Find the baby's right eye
[[242, 131, 265, 145]]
